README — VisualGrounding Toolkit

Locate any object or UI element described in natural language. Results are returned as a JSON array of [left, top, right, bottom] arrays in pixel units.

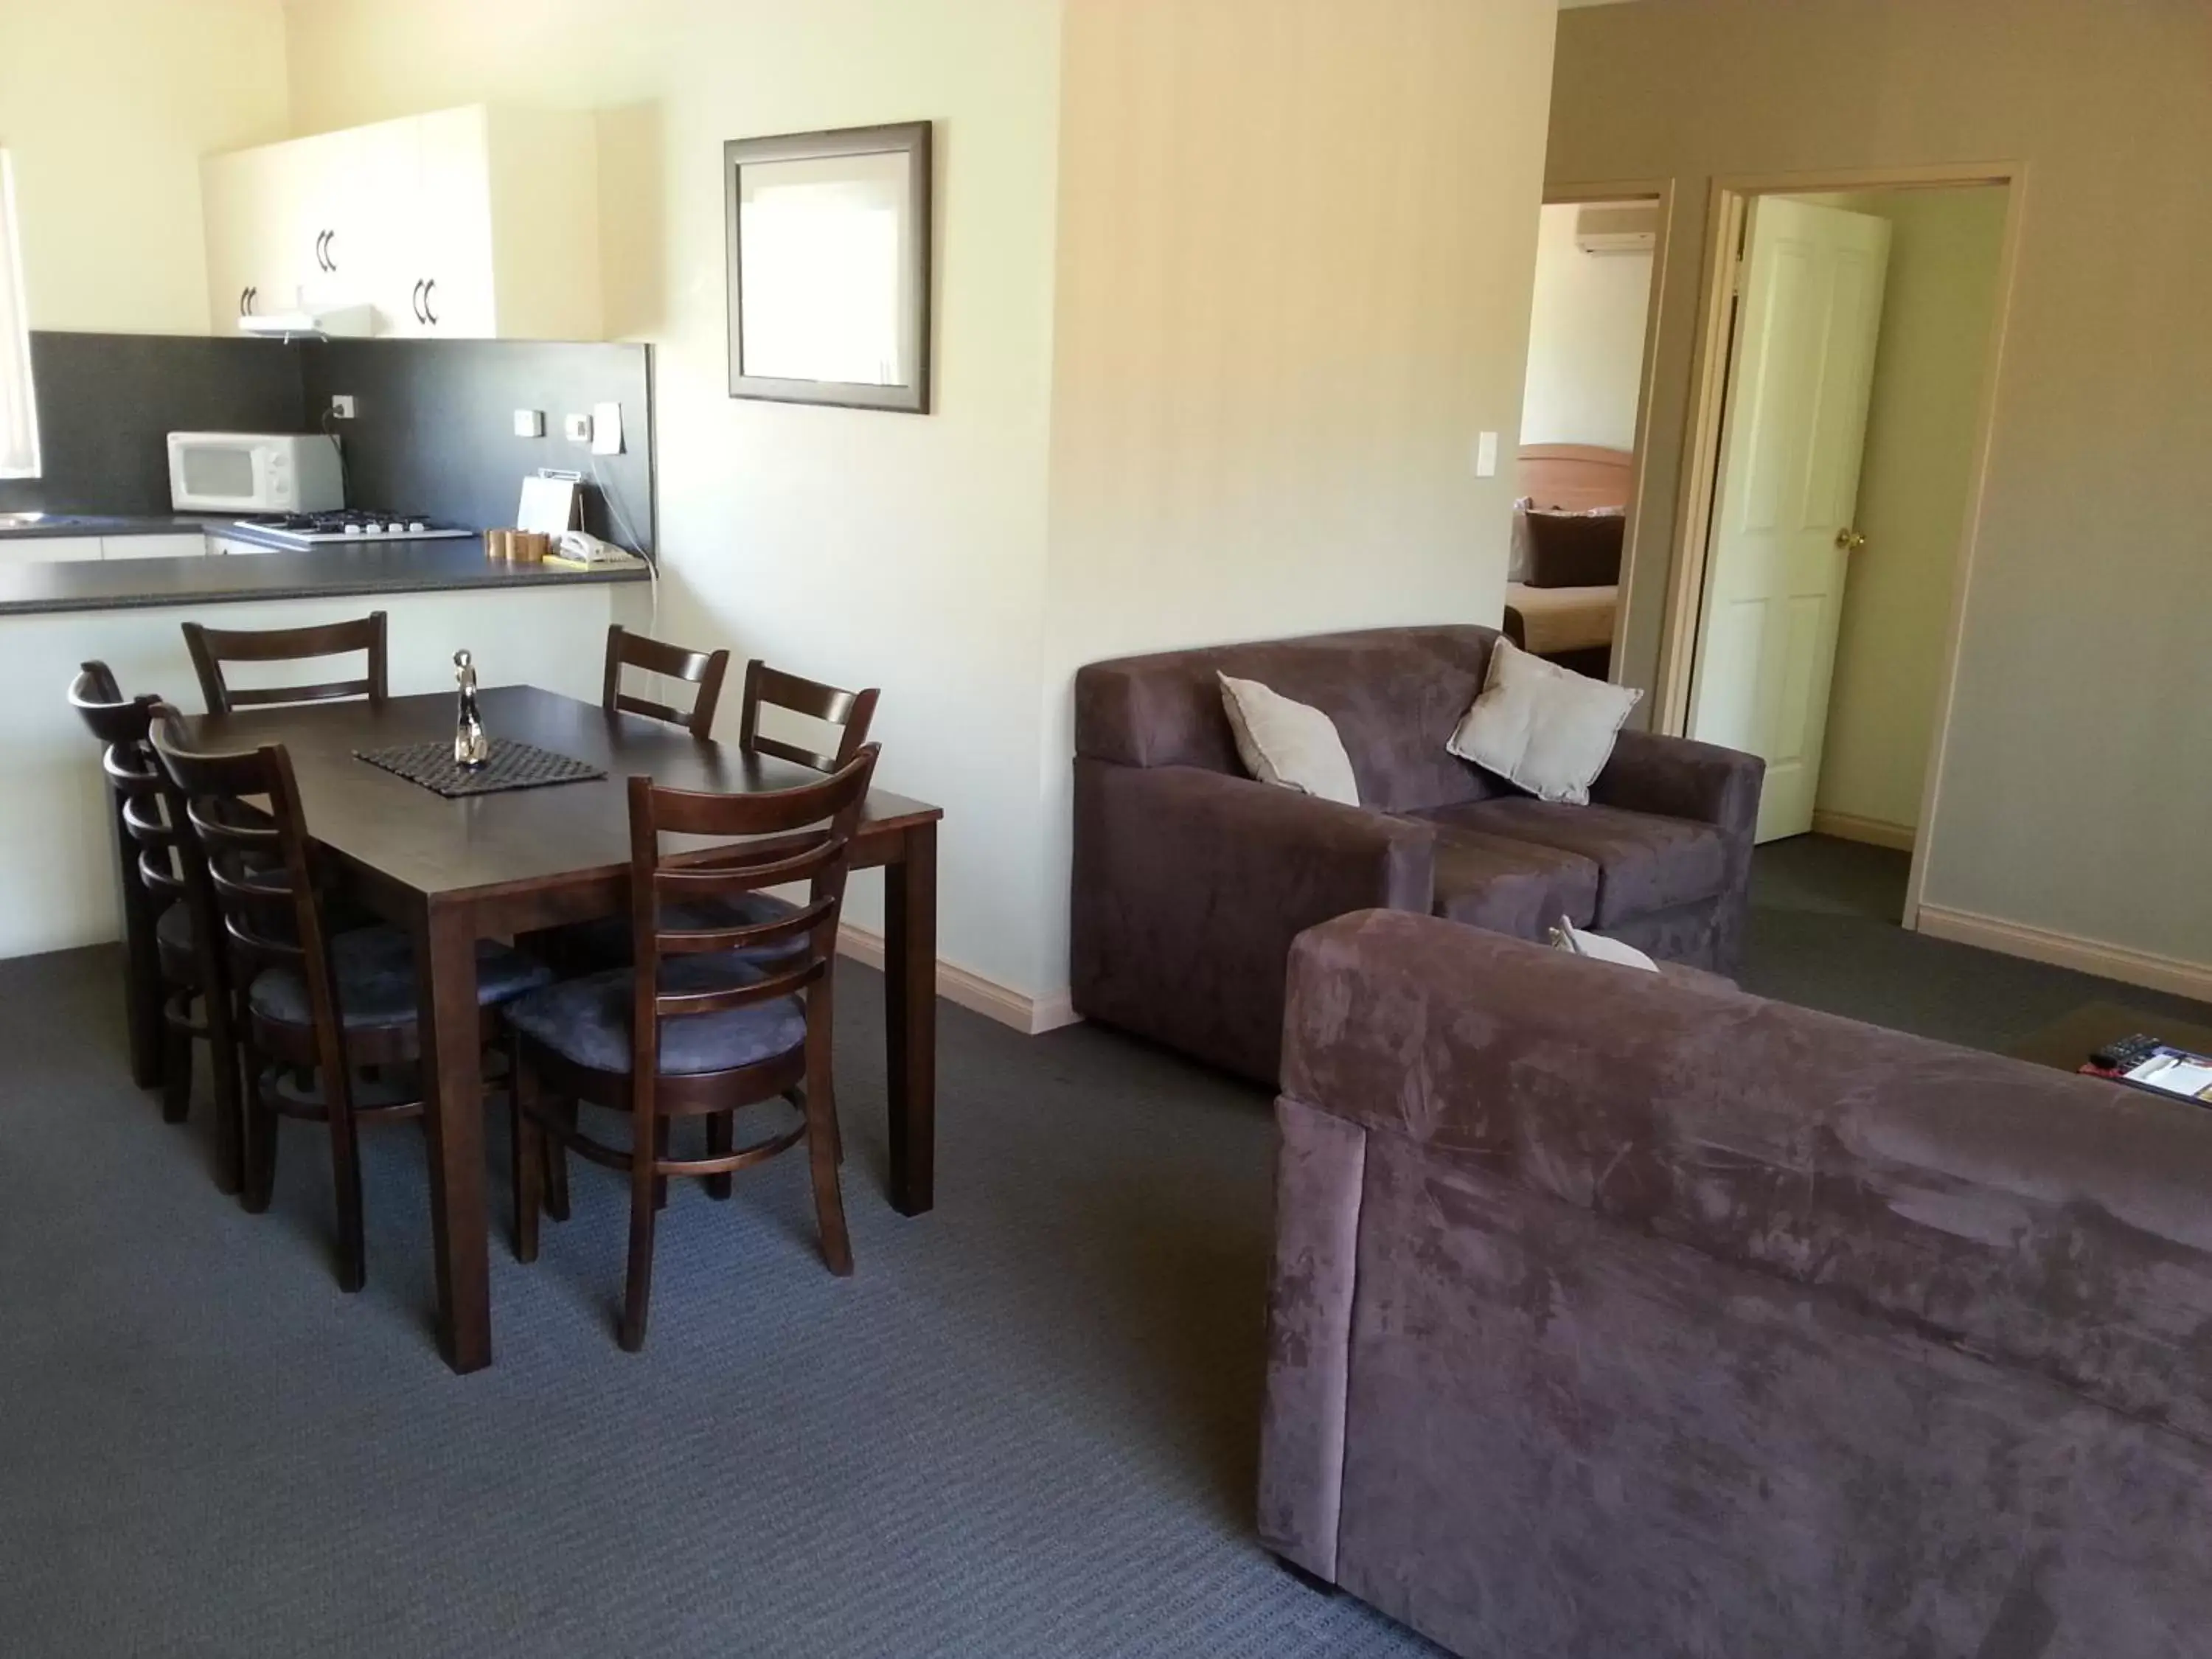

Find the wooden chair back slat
[[625, 745, 879, 1085], [738, 660, 879, 774], [602, 625, 731, 737], [182, 612, 389, 716], [149, 706, 351, 1097]]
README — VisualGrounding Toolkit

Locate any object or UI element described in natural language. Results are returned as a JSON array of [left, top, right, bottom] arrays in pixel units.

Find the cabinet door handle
[[324, 229, 336, 272], [314, 229, 333, 271], [422, 278, 438, 327], [239, 286, 249, 316], [244, 286, 257, 315], [313, 230, 324, 271], [411, 279, 427, 325]]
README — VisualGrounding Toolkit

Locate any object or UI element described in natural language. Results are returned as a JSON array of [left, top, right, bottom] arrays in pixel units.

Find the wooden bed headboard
[[1518, 444, 1633, 512]]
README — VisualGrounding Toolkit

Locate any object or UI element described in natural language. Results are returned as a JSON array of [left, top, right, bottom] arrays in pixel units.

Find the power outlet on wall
[[563, 413, 593, 443], [329, 394, 356, 420]]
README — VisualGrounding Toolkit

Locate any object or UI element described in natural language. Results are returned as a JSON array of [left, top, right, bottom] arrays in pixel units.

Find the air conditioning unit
[[1574, 203, 1659, 256]]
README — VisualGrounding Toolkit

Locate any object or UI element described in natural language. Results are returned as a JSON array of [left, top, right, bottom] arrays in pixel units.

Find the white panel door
[[403, 108, 498, 337], [1688, 197, 1891, 841], [202, 143, 312, 330]]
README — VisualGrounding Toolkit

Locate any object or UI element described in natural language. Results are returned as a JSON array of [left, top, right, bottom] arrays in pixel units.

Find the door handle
[[239, 286, 249, 316], [1834, 527, 1866, 553], [421, 278, 438, 327], [313, 230, 326, 271], [411, 279, 427, 324], [243, 286, 257, 315]]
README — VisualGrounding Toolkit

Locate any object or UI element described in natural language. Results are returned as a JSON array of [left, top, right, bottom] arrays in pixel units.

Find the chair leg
[[241, 1048, 277, 1214], [653, 1116, 670, 1212], [705, 1112, 734, 1200], [207, 997, 245, 1198], [804, 1077, 853, 1278], [543, 1099, 574, 1222], [619, 1119, 660, 1352], [512, 1043, 543, 1265], [324, 1069, 367, 1294], [159, 1010, 192, 1125]]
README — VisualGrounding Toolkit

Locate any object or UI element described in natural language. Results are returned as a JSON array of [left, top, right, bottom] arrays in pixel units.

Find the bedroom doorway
[[1660, 167, 2020, 922], [1509, 184, 1669, 683]]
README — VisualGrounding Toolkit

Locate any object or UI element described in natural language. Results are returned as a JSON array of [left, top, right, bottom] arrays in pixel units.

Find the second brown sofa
[[1071, 625, 1761, 1084]]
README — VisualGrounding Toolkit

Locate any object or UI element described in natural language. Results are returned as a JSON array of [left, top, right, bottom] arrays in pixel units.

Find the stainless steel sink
[[0, 512, 49, 527]]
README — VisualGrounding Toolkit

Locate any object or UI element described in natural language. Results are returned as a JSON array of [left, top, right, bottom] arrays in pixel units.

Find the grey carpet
[[3, 837, 2206, 1658]]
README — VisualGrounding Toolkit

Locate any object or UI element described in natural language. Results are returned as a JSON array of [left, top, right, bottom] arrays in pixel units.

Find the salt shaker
[[453, 649, 489, 768]]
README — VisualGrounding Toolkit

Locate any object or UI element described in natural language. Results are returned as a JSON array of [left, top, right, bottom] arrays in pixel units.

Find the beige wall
[[1522, 201, 1653, 451], [1034, 0, 1556, 992], [0, 0, 291, 333], [1551, 0, 2212, 974], [1806, 187, 2006, 839], [286, 0, 1066, 994]]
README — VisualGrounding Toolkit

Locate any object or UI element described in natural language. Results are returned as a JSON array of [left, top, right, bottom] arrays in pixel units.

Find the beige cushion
[[1447, 637, 1641, 805], [1504, 582, 1618, 656], [1217, 672, 1360, 805]]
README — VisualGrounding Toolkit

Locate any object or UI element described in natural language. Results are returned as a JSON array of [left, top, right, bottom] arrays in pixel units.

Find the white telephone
[[553, 530, 643, 566]]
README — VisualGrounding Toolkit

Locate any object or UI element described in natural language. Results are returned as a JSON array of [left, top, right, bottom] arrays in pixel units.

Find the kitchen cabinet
[[206, 535, 281, 557], [201, 105, 601, 341]]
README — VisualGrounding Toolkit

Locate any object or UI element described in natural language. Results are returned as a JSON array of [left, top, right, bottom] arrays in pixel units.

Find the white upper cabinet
[[201, 106, 602, 341]]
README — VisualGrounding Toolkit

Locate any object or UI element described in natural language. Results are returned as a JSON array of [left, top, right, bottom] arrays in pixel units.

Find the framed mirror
[[723, 121, 933, 414]]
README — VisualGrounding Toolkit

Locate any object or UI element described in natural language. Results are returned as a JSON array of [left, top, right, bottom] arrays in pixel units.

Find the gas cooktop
[[234, 511, 474, 548]]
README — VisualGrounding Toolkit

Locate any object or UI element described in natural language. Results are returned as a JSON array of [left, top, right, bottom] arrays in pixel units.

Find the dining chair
[[149, 704, 553, 1292], [181, 610, 389, 714], [602, 625, 730, 737], [505, 744, 880, 1352], [67, 664, 244, 1187], [557, 655, 880, 970], [68, 663, 169, 1091]]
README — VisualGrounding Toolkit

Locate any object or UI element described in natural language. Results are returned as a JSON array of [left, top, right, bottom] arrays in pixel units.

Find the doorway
[[1660, 170, 2018, 922], [1508, 184, 1669, 683]]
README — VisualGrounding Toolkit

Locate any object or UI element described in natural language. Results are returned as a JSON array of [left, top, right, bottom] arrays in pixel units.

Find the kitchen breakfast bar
[[1, 540, 652, 961]]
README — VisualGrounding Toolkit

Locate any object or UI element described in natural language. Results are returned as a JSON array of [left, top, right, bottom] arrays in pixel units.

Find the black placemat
[[355, 738, 607, 798]]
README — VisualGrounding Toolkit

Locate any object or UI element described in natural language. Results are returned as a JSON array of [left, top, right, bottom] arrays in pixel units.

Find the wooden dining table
[[178, 683, 942, 1374]]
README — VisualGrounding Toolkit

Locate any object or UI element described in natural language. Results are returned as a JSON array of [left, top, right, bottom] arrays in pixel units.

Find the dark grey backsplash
[[0, 334, 303, 516], [1, 332, 655, 554], [300, 339, 655, 554]]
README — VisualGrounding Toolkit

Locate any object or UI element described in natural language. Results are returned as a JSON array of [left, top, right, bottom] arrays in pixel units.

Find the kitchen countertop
[[0, 512, 221, 540], [0, 539, 650, 617]]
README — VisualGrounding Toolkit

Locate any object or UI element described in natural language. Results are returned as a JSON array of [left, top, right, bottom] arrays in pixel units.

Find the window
[[0, 150, 39, 479]]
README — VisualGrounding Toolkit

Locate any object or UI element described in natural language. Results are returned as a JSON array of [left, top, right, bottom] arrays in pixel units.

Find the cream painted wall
[[1804, 187, 2006, 838], [1551, 0, 2212, 972], [0, 0, 290, 333], [284, 0, 1065, 995], [1521, 201, 1652, 450], [1034, 0, 1557, 992]]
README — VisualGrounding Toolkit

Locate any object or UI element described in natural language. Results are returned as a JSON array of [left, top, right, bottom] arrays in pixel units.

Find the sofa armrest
[[1071, 759, 1434, 1083], [1279, 908, 2212, 1443], [1589, 728, 1762, 839]]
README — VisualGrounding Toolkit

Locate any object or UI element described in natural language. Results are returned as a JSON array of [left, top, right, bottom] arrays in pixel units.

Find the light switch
[[513, 408, 545, 438], [591, 401, 624, 456], [1475, 431, 1500, 479]]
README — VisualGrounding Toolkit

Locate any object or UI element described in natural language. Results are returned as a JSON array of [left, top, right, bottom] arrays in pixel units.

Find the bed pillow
[[1217, 673, 1360, 805], [1447, 638, 1642, 804], [1523, 507, 1627, 588]]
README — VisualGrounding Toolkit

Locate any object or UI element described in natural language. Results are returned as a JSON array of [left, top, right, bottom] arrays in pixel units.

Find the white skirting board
[[1809, 809, 1916, 852], [836, 922, 1082, 1036], [1916, 905, 2212, 1004]]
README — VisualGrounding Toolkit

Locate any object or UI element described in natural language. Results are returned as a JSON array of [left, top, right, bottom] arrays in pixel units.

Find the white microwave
[[167, 432, 344, 514]]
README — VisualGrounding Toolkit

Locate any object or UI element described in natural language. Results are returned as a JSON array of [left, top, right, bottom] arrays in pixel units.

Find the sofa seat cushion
[[1441, 799, 1728, 926], [1419, 818, 1599, 935]]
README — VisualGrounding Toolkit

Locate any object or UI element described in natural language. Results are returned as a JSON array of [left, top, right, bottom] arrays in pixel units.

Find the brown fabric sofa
[[1071, 625, 1761, 1083], [1262, 908, 2212, 1658]]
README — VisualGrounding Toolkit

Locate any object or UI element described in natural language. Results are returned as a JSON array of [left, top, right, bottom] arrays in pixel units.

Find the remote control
[[2090, 1033, 2166, 1073]]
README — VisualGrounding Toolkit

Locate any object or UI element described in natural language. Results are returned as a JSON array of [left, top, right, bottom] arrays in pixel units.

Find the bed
[[1504, 443, 1631, 678]]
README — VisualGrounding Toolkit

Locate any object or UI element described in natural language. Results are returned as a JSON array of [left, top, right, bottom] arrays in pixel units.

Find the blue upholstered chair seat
[[558, 891, 807, 971], [504, 950, 807, 1077], [247, 925, 554, 1030]]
